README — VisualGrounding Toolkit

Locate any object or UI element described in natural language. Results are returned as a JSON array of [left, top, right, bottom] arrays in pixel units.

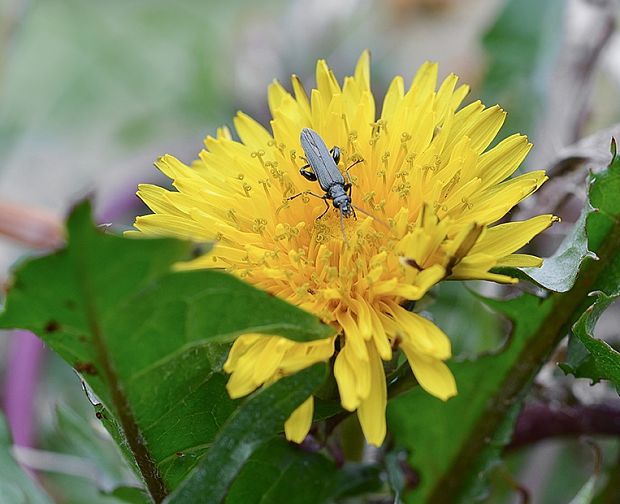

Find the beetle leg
[[344, 182, 352, 197], [345, 159, 364, 184], [288, 190, 324, 201], [330, 146, 341, 165], [316, 197, 331, 221], [299, 165, 318, 182]]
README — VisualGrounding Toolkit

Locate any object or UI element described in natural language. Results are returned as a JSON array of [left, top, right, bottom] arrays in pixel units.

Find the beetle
[[289, 128, 359, 227]]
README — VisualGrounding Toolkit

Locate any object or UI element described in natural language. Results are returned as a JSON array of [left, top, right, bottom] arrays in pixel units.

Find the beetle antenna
[[352, 204, 389, 229], [339, 210, 349, 244]]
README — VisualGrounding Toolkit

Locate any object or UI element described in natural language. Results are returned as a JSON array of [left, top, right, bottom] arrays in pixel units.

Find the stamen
[[341, 113, 351, 135], [258, 178, 271, 194], [325, 266, 338, 281], [363, 191, 376, 207], [227, 209, 238, 224], [440, 170, 461, 200], [376, 169, 386, 185], [251, 150, 266, 167], [242, 182, 252, 197], [252, 218, 267, 234], [381, 151, 391, 170]]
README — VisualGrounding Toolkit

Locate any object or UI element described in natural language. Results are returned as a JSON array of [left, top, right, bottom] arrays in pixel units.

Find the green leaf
[[222, 437, 380, 504], [561, 291, 620, 390], [521, 202, 597, 292], [569, 475, 598, 504], [524, 140, 620, 293], [103, 486, 150, 504], [561, 143, 620, 388], [0, 201, 334, 500], [0, 414, 54, 504]]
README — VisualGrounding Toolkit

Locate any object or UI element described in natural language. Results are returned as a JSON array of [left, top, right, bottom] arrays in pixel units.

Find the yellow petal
[[381, 76, 405, 120], [390, 306, 452, 360], [477, 134, 531, 188], [334, 344, 360, 411], [405, 353, 457, 401], [354, 50, 371, 90], [470, 215, 558, 257], [234, 112, 273, 149], [496, 253, 543, 268], [285, 396, 314, 443], [357, 344, 387, 446]]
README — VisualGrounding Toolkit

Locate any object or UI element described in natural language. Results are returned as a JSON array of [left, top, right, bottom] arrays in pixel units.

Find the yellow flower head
[[132, 52, 556, 446]]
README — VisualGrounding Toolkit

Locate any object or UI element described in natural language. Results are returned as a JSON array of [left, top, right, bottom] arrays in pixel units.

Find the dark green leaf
[[224, 437, 381, 504], [0, 414, 53, 504], [165, 364, 328, 503], [103, 486, 150, 504], [569, 475, 598, 504], [0, 201, 334, 498]]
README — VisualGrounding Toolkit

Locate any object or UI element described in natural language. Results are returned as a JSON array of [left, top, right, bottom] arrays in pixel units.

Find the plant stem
[[509, 403, 620, 449]]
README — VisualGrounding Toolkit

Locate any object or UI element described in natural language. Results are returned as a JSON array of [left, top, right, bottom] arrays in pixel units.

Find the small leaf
[[521, 202, 596, 292], [103, 486, 150, 504], [561, 142, 620, 388], [562, 291, 620, 390]]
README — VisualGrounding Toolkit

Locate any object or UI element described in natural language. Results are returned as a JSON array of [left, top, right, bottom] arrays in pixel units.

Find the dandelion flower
[[132, 52, 556, 446]]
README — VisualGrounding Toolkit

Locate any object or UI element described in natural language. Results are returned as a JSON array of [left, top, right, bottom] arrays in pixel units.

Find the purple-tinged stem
[[3, 330, 45, 446]]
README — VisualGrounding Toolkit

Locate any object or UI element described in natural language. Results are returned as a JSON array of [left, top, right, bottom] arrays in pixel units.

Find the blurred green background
[[1, 0, 619, 502]]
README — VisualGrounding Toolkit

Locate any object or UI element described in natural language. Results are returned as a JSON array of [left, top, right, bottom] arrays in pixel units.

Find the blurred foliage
[[38, 404, 143, 504], [426, 282, 503, 356], [0, 414, 53, 504], [1, 0, 620, 503], [481, 0, 565, 140], [0, 0, 285, 155]]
